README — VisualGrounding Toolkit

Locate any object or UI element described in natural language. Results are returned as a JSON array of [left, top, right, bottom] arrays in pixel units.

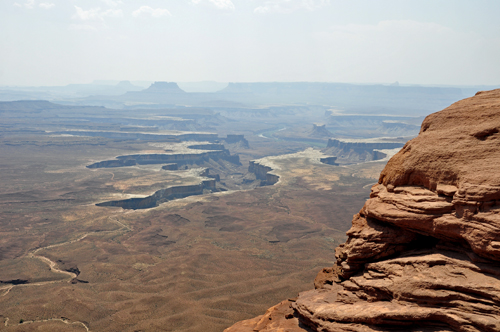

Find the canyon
[[0, 85, 490, 331], [0, 96, 387, 331], [225, 89, 500, 332]]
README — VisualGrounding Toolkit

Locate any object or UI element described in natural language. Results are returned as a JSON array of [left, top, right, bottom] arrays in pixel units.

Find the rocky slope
[[225, 89, 500, 332]]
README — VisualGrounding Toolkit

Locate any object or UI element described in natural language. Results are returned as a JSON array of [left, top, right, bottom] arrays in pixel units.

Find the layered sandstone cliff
[[225, 89, 500, 332]]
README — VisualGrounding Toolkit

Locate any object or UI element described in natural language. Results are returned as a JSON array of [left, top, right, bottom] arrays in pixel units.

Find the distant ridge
[[0, 100, 64, 112], [64, 81, 499, 116]]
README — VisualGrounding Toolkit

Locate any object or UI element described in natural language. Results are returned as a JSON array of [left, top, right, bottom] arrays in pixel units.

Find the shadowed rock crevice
[[472, 127, 499, 140], [0, 279, 29, 285], [319, 156, 339, 165]]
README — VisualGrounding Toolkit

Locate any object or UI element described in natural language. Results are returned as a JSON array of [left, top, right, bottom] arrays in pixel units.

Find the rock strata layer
[[225, 89, 500, 332]]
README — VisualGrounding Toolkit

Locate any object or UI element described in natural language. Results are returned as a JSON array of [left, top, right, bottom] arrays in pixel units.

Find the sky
[[1, 0, 500, 86]]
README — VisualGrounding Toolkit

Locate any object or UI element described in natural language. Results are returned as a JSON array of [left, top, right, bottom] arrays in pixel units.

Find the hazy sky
[[1, 0, 500, 86]]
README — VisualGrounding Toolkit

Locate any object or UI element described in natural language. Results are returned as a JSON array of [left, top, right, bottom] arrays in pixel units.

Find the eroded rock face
[[224, 89, 500, 332]]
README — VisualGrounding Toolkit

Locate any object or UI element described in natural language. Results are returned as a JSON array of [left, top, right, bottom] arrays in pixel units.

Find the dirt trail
[[0, 217, 131, 295], [26, 232, 93, 281], [0, 286, 13, 297], [4, 316, 90, 331], [0, 217, 132, 331]]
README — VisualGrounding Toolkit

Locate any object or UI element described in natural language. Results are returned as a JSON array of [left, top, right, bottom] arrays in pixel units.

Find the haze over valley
[[1, 1, 500, 331], [0, 79, 495, 331]]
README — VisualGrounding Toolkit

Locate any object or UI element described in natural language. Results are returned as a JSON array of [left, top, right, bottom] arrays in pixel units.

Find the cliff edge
[[225, 89, 500, 332]]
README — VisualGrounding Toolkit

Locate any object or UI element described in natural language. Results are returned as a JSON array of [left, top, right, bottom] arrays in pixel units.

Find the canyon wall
[[87, 149, 240, 169], [97, 178, 216, 210], [226, 89, 500, 332], [248, 161, 279, 186]]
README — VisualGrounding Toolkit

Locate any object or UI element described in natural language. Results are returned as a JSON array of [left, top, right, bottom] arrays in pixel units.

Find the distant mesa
[[177, 81, 229, 93], [308, 123, 333, 138], [323, 138, 406, 163], [223, 134, 250, 148], [143, 82, 186, 94], [115, 80, 138, 89], [117, 81, 197, 106]]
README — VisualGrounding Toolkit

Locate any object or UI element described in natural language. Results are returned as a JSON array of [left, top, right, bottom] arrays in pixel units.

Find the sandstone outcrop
[[225, 89, 500, 332]]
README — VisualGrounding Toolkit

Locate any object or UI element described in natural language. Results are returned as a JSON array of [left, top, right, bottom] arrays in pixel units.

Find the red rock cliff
[[225, 89, 500, 332]]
